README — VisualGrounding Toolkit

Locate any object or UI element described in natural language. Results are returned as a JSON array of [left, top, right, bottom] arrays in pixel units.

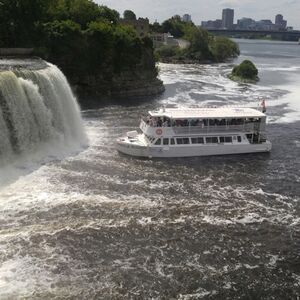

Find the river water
[[0, 40, 299, 299]]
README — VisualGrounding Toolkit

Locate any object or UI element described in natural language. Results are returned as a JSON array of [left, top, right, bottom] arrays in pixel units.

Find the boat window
[[191, 137, 204, 144], [225, 136, 232, 143], [155, 138, 161, 145], [246, 134, 253, 142], [163, 138, 169, 145], [220, 119, 226, 126], [237, 136, 242, 143], [219, 137, 225, 143], [209, 119, 215, 126], [176, 138, 183, 144], [183, 138, 190, 144], [170, 138, 175, 145], [206, 137, 218, 144]]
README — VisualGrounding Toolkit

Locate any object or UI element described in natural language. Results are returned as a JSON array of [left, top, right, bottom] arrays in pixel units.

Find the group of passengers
[[145, 116, 251, 127]]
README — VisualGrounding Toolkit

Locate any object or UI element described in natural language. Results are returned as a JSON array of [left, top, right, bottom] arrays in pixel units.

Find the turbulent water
[[0, 41, 299, 299]]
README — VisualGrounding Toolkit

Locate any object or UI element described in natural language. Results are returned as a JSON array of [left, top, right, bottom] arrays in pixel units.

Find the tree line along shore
[[0, 0, 240, 102]]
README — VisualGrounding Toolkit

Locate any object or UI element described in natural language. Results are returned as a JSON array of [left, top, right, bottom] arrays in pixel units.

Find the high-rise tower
[[222, 8, 234, 29]]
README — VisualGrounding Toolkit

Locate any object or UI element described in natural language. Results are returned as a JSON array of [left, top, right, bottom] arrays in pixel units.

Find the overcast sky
[[96, 0, 300, 29]]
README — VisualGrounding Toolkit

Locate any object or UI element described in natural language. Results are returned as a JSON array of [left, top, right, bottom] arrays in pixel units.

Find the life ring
[[156, 128, 163, 135]]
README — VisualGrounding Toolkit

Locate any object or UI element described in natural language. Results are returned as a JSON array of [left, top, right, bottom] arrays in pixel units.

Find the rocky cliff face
[[69, 69, 164, 101], [48, 43, 165, 103]]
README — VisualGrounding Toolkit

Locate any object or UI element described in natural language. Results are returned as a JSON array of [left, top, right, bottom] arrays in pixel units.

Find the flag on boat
[[261, 99, 266, 113]]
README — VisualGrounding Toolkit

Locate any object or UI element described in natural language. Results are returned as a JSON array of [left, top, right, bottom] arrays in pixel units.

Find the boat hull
[[116, 141, 272, 158]]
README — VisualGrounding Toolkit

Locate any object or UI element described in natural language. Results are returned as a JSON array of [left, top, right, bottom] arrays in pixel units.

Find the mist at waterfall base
[[0, 40, 299, 299]]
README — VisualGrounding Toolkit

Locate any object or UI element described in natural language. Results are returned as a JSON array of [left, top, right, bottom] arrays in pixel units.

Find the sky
[[96, 0, 300, 29]]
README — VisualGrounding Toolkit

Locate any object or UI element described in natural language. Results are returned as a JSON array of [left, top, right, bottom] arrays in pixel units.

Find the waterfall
[[0, 61, 87, 167]]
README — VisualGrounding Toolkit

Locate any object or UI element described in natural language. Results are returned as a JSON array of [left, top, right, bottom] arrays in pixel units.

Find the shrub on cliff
[[155, 45, 178, 59], [86, 22, 143, 73], [230, 60, 259, 82]]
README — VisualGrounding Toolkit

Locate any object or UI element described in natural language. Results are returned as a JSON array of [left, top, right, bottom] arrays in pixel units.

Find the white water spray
[[0, 62, 87, 172]]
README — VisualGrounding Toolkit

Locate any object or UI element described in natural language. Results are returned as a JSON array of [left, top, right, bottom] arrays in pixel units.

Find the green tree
[[210, 37, 240, 62], [153, 16, 239, 63], [47, 1, 119, 28], [41, 20, 85, 71], [68, 0, 107, 28], [0, 0, 52, 46], [161, 16, 185, 38], [85, 21, 115, 72], [112, 24, 142, 72], [184, 26, 211, 60], [150, 21, 163, 33], [123, 10, 136, 20]]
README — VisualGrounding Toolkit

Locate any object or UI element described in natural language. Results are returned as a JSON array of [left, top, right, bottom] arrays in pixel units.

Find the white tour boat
[[116, 105, 272, 158]]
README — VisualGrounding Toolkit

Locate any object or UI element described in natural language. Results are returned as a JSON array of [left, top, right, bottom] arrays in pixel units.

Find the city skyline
[[202, 10, 289, 31], [96, 0, 300, 29]]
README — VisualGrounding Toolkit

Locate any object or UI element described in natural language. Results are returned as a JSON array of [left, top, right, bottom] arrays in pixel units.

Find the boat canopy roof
[[149, 107, 266, 119]]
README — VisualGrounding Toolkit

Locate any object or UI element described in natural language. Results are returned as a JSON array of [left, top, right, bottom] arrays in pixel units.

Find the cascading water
[[0, 59, 87, 169]]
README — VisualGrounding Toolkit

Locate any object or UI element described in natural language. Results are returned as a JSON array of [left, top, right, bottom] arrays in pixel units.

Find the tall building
[[222, 8, 234, 29], [256, 19, 274, 30], [182, 14, 192, 22], [275, 14, 283, 24], [237, 18, 255, 29], [201, 19, 222, 29], [275, 14, 287, 30]]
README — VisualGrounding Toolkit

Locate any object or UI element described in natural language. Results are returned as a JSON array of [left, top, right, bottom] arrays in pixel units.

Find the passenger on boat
[[151, 118, 157, 127], [157, 118, 162, 127], [162, 120, 169, 127]]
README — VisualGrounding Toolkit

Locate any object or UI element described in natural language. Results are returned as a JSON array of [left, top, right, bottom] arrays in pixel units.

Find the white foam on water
[[202, 215, 233, 226], [0, 256, 51, 298], [275, 77, 300, 123], [179, 289, 216, 299], [292, 273, 300, 286], [0, 140, 86, 187], [159, 61, 300, 124], [231, 213, 267, 224], [0, 159, 160, 222]]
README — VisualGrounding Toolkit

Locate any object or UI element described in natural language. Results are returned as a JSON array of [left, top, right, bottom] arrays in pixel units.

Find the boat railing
[[173, 124, 256, 134], [141, 119, 260, 134]]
